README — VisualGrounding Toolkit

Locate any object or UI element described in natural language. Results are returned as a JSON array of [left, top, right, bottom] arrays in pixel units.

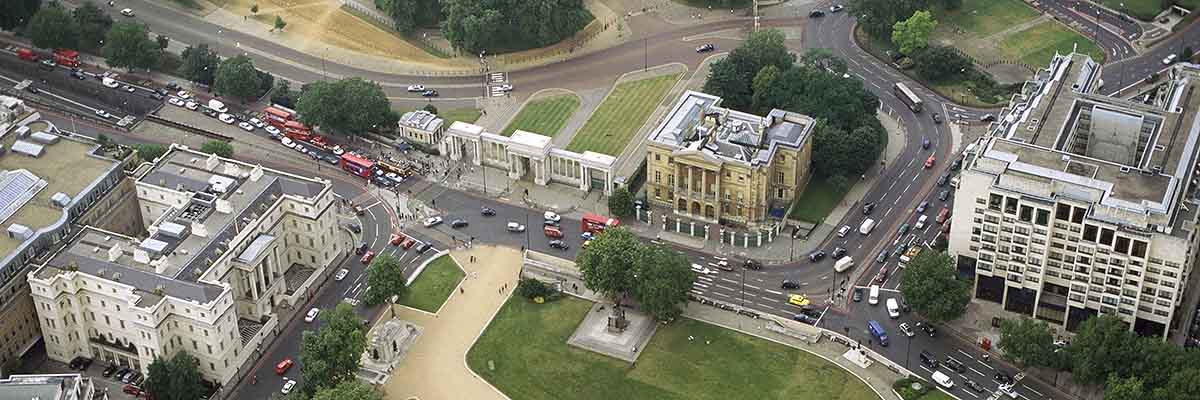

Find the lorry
[[53, 49, 80, 68], [900, 246, 921, 263], [16, 48, 38, 61], [859, 218, 876, 235]]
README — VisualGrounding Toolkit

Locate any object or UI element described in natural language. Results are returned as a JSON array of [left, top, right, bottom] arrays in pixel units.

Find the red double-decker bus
[[263, 106, 293, 128], [283, 120, 312, 141], [340, 153, 375, 178], [581, 213, 619, 234]]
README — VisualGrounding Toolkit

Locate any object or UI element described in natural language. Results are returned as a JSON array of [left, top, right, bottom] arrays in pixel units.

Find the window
[[1083, 225, 1098, 242], [1019, 206, 1033, 222], [777, 189, 785, 199], [989, 194, 1004, 210], [1004, 197, 1019, 214], [655, 171, 661, 183], [776, 172, 785, 184], [654, 188, 661, 199], [1056, 203, 1072, 221], [1072, 206, 1086, 224], [1100, 228, 1115, 246], [1115, 237, 1131, 254], [655, 154, 660, 161]]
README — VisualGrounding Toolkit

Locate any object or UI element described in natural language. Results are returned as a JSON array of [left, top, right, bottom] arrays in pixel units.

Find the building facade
[[440, 122, 618, 195], [28, 144, 346, 385], [398, 110, 444, 145], [644, 91, 815, 226], [0, 97, 131, 376], [949, 54, 1200, 338]]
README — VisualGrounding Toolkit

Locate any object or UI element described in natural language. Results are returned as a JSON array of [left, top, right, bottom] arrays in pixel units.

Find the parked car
[[994, 373, 1014, 386], [916, 201, 929, 213], [102, 363, 119, 377], [549, 240, 569, 250], [938, 190, 950, 201], [1163, 54, 1179, 65], [424, 216, 444, 227], [264, 125, 281, 137], [809, 250, 826, 262], [695, 43, 716, 53], [421, 89, 439, 97], [916, 321, 937, 337], [218, 113, 235, 124], [281, 379, 297, 394], [743, 259, 762, 270], [899, 322, 915, 337], [481, 207, 496, 216], [275, 358, 294, 375], [792, 313, 818, 325], [931, 112, 942, 124], [94, 109, 111, 119], [334, 268, 349, 281], [809, 9, 825, 17], [120, 8, 135, 16], [450, 219, 468, 229], [543, 211, 561, 222], [922, 137, 930, 149], [852, 287, 863, 302], [832, 247, 846, 258], [185, 101, 198, 110], [360, 251, 376, 264], [304, 308, 320, 323], [238, 121, 255, 132], [829, 4, 844, 12], [406, 84, 425, 92]]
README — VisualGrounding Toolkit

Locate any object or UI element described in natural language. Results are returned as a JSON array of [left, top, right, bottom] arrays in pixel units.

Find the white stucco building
[[439, 122, 617, 195]]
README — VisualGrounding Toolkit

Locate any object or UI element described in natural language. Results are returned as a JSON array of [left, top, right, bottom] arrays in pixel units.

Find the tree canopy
[[631, 245, 694, 321], [440, 0, 592, 54], [377, 0, 439, 34], [998, 317, 1059, 368], [891, 10, 937, 55], [299, 303, 367, 395], [1068, 314, 1142, 385], [214, 55, 261, 100], [200, 141, 234, 158], [73, 1, 112, 52], [29, 4, 78, 51], [848, 0, 930, 40], [134, 143, 168, 163], [607, 187, 635, 218], [363, 254, 409, 306], [179, 44, 221, 85], [702, 29, 795, 111], [811, 121, 886, 177], [143, 351, 207, 400], [102, 22, 160, 70], [911, 45, 971, 82], [295, 78, 392, 135], [0, 0, 40, 31], [577, 227, 642, 300], [577, 227, 694, 320], [897, 251, 970, 323], [311, 380, 382, 400]]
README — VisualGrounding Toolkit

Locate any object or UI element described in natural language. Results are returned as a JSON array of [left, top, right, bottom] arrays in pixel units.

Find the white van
[[837, 225, 851, 238], [932, 371, 954, 389], [834, 257, 854, 273], [868, 285, 880, 305], [915, 215, 928, 229], [859, 219, 876, 235], [950, 177, 960, 188], [208, 99, 228, 113], [886, 298, 900, 318]]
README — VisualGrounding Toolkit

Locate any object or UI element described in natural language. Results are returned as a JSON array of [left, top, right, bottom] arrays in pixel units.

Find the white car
[[101, 79, 118, 88], [331, 145, 345, 155], [1164, 54, 1179, 65], [121, 85, 135, 93], [506, 221, 526, 232], [899, 322, 915, 337], [281, 379, 296, 394], [94, 109, 111, 119], [177, 90, 191, 99], [167, 97, 183, 106], [184, 101, 198, 110], [424, 216, 444, 227], [304, 308, 320, 323], [218, 113, 235, 124], [407, 84, 425, 92], [264, 125, 281, 136], [250, 117, 266, 128], [690, 263, 717, 275], [238, 122, 254, 132], [334, 268, 349, 281], [120, 8, 134, 17], [281, 137, 296, 148], [295, 145, 308, 155], [497, 84, 513, 92], [931, 371, 954, 389], [543, 211, 561, 222], [385, 172, 404, 184]]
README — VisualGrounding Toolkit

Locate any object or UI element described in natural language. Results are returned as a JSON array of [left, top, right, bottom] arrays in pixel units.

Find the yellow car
[[582, 239, 592, 248], [788, 294, 810, 307]]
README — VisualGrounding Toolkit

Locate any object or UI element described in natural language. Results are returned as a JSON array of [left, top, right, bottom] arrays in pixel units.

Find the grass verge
[[789, 175, 857, 223], [936, 0, 1039, 37], [567, 74, 680, 156], [1101, 0, 1165, 21], [398, 255, 465, 313], [438, 108, 483, 126], [998, 20, 1107, 66], [501, 94, 581, 137], [467, 296, 878, 400]]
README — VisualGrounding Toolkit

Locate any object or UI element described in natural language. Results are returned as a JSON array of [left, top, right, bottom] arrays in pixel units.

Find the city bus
[[339, 153, 375, 178], [893, 82, 923, 113]]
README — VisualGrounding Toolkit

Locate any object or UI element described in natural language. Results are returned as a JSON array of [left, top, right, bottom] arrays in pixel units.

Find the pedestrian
[[460, 287, 464, 294]]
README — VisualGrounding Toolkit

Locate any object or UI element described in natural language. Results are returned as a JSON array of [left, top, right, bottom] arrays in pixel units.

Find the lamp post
[[643, 38, 648, 71]]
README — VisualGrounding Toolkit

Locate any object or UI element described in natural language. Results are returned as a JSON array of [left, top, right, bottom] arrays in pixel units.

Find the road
[[1034, 0, 1139, 62]]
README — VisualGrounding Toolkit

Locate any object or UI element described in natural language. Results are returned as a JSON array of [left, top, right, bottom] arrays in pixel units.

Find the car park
[[282, 379, 297, 394], [899, 322, 914, 337], [305, 308, 320, 322], [450, 219, 468, 228], [506, 221, 526, 232], [407, 84, 425, 92], [781, 280, 799, 289], [549, 240, 569, 250], [424, 216, 444, 227], [481, 207, 496, 216], [695, 43, 716, 53], [185, 101, 198, 110], [238, 121, 255, 132], [334, 268, 349, 281]]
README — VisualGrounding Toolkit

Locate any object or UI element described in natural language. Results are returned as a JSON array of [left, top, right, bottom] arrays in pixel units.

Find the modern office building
[[644, 91, 815, 226], [28, 144, 346, 385], [0, 373, 96, 400], [949, 54, 1200, 338], [397, 110, 444, 145], [0, 97, 132, 377]]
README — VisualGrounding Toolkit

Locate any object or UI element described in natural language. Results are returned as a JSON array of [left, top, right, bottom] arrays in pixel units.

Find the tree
[[828, 174, 850, 193], [911, 45, 971, 82], [295, 78, 392, 135], [143, 351, 206, 400], [102, 22, 160, 70], [377, 0, 439, 34], [576, 227, 642, 301], [811, 122, 885, 176], [607, 187, 635, 218], [897, 251, 970, 323], [29, 4, 78, 51], [632, 245, 694, 321], [750, 64, 782, 115], [178, 44, 220, 85], [1105, 375, 1151, 400], [1155, 368, 1200, 400], [998, 317, 1058, 368], [515, 278, 555, 300], [362, 254, 408, 306], [214, 55, 261, 100], [441, 0, 590, 54], [250, 3, 258, 13], [274, 15, 287, 31], [848, 0, 929, 39], [134, 143, 168, 163], [702, 29, 794, 111], [892, 10, 937, 55], [0, 0, 40, 31], [1068, 315, 1142, 385], [800, 48, 847, 75], [299, 303, 367, 395], [312, 380, 382, 400], [73, 1, 112, 52], [271, 79, 296, 107], [939, 0, 962, 10], [156, 34, 169, 50], [200, 141, 234, 158], [421, 104, 439, 114]]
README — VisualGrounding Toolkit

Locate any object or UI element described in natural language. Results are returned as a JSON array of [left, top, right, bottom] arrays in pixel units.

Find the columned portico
[[438, 122, 618, 195], [234, 233, 280, 319], [440, 121, 484, 166]]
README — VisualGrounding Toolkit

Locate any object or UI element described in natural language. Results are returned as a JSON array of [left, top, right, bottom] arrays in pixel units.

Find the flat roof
[[0, 121, 119, 257], [0, 373, 85, 400], [647, 91, 813, 168]]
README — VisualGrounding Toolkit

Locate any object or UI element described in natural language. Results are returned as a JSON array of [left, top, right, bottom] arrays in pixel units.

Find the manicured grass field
[[439, 108, 483, 126], [501, 94, 581, 137], [789, 175, 857, 223], [566, 74, 680, 156], [467, 296, 878, 400], [398, 255, 465, 313], [999, 20, 1107, 66], [938, 0, 1040, 37]]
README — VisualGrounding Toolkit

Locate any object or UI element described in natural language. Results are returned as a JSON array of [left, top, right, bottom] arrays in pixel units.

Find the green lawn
[[789, 175, 857, 223], [467, 296, 878, 400], [397, 255, 465, 313], [440, 108, 483, 126], [937, 0, 1040, 37], [999, 20, 1107, 66], [566, 74, 680, 156], [501, 94, 581, 137]]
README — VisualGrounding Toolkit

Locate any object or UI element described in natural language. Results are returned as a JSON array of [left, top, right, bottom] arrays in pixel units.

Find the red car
[[402, 238, 416, 249], [390, 233, 404, 246], [123, 384, 142, 395], [924, 155, 935, 168], [360, 251, 376, 264], [275, 358, 294, 375]]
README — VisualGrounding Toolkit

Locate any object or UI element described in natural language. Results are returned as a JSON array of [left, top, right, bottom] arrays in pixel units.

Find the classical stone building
[[440, 122, 617, 195], [397, 110, 444, 145]]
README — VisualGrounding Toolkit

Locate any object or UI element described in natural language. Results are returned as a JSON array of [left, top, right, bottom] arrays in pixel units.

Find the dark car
[[936, 173, 950, 187], [355, 242, 369, 255], [323, 155, 339, 165], [965, 380, 985, 393], [919, 351, 939, 369], [415, 243, 432, 253], [743, 259, 762, 270], [916, 321, 937, 337], [981, 114, 996, 122], [543, 219, 560, 227], [548, 240, 569, 250], [852, 287, 863, 302], [921, 136, 930, 149], [481, 207, 496, 217], [951, 158, 963, 171], [450, 219, 468, 228], [372, 176, 393, 188], [346, 223, 361, 233], [931, 112, 942, 124], [863, 202, 875, 215], [69, 357, 85, 370], [832, 247, 846, 258], [695, 43, 716, 53], [938, 190, 950, 201], [944, 357, 967, 373], [421, 89, 439, 97], [916, 201, 929, 213], [809, 250, 826, 262], [781, 280, 800, 289], [103, 363, 119, 377], [792, 313, 819, 325], [809, 9, 825, 17], [994, 373, 1014, 385], [201, 108, 218, 118], [876, 250, 888, 263]]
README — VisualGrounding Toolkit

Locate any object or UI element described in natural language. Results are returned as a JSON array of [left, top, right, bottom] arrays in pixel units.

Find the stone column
[[704, 225, 710, 241], [579, 164, 589, 191], [757, 232, 763, 247], [473, 139, 482, 166], [720, 228, 725, 244], [646, 210, 653, 224], [662, 215, 668, 231], [689, 222, 695, 236], [675, 219, 681, 233]]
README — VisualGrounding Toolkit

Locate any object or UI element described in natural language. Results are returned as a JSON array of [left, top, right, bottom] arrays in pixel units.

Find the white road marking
[[692, 282, 710, 289], [765, 289, 783, 295], [957, 350, 975, 360], [745, 284, 761, 290], [712, 292, 731, 298], [721, 278, 738, 284], [968, 367, 986, 377], [1022, 385, 1043, 396], [715, 284, 738, 292]]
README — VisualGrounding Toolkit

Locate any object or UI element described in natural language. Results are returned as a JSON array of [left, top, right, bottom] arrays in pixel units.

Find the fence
[[338, 0, 393, 29]]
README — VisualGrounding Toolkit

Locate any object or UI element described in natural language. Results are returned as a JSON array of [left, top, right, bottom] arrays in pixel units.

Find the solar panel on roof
[[0, 170, 48, 224]]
